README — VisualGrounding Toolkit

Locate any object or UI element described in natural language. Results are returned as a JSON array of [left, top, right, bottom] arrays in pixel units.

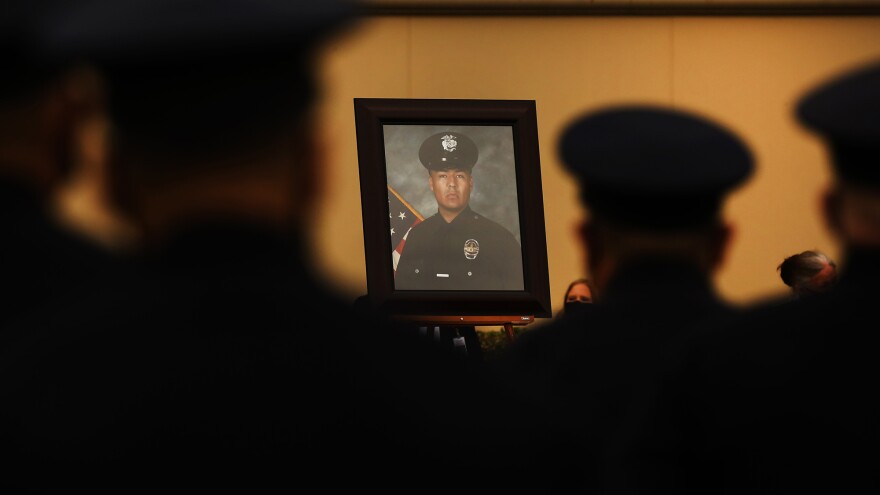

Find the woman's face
[[565, 282, 593, 304]]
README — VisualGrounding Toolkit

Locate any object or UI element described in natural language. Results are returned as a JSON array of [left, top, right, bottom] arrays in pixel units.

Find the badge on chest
[[464, 239, 479, 260]]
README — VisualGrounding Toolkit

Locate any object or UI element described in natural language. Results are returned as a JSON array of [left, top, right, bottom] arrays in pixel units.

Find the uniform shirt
[[677, 248, 880, 494], [0, 179, 118, 343], [0, 222, 561, 493], [498, 259, 737, 494], [394, 206, 524, 291]]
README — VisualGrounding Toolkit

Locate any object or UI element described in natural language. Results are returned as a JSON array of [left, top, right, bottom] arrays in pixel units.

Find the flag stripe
[[388, 185, 423, 273]]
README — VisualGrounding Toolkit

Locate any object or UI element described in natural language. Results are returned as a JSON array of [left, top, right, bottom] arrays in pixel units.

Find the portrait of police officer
[[394, 131, 525, 291]]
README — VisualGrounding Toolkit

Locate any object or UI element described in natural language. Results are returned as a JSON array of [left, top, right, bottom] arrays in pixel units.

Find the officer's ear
[[577, 219, 590, 249], [290, 126, 324, 216], [104, 133, 139, 228], [578, 218, 602, 281], [822, 184, 845, 240], [707, 222, 734, 273]]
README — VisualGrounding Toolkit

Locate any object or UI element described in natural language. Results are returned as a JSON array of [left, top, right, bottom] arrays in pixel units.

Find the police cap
[[559, 105, 754, 230], [42, 0, 357, 151], [419, 132, 479, 172], [796, 60, 880, 185]]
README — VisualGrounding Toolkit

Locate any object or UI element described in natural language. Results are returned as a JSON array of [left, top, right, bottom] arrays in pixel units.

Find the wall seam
[[670, 16, 676, 107], [407, 16, 413, 97]]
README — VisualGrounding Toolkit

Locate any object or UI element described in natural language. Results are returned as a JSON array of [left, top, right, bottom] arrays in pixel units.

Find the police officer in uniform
[[0, 2, 562, 493], [677, 60, 880, 494], [394, 131, 524, 291], [499, 105, 754, 494]]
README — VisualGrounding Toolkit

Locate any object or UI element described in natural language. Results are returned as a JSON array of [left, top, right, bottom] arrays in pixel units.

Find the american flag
[[388, 184, 423, 273]]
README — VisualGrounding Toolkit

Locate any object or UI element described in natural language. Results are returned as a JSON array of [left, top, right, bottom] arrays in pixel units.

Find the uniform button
[[415, 269, 419, 274], [468, 271, 472, 276]]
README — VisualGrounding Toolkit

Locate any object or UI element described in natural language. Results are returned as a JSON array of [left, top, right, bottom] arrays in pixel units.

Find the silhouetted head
[[558, 105, 754, 289], [797, 59, 880, 251], [777, 250, 838, 298], [560, 105, 753, 232]]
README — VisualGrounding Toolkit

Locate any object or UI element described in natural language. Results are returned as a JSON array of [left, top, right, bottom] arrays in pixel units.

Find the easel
[[393, 315, 535, 343]]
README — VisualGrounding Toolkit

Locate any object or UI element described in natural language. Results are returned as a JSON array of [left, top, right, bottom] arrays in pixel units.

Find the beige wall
[[311, 14, 880, 319], [54, 14, 880, 322]]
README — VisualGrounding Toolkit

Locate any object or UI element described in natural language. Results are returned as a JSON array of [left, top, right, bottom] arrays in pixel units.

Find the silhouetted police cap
[[797, 60, 880, 185], [559, 105, 754, 230], [41, 0, 357, 151], [419, 132, 479, 172]]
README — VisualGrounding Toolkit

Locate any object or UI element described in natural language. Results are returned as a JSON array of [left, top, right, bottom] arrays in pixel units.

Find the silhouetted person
[[0, 1, 117, 338], [681, 59, 880, 494], [0, 1, 561, 493], [499, 105, 754, 494], [777, 249, 838, 298]]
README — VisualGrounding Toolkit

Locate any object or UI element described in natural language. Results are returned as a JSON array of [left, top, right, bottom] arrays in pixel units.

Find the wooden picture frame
[[354, 98, 552, 319]]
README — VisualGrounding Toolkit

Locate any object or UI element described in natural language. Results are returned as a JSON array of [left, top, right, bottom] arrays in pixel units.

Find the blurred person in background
[[0, 0, 118, 338], [561, 276, 597, 318], [499, 104, 754, 494], [777, 249, 838, 298], [670, 59, 880, 494], [0, 1, 567, 493]]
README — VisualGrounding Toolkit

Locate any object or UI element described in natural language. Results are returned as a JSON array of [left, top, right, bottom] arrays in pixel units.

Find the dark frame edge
[[511, 100, 552, 318], [353, 98, 396, 308]]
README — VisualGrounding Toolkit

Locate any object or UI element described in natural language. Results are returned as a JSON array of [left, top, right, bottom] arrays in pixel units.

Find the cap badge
[[464, 239, 479, 260], [441, 134, 458, 152]]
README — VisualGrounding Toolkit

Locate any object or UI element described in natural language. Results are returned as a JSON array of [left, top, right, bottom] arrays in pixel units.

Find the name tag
[[436, 273, 449, 278]]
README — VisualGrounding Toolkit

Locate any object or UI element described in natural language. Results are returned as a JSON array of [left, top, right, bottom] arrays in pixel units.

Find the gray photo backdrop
[[383, 124, 522, 244]]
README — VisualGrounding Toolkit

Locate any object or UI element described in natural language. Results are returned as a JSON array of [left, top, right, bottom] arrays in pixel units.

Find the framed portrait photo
[[353, 98, 551, 318]]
